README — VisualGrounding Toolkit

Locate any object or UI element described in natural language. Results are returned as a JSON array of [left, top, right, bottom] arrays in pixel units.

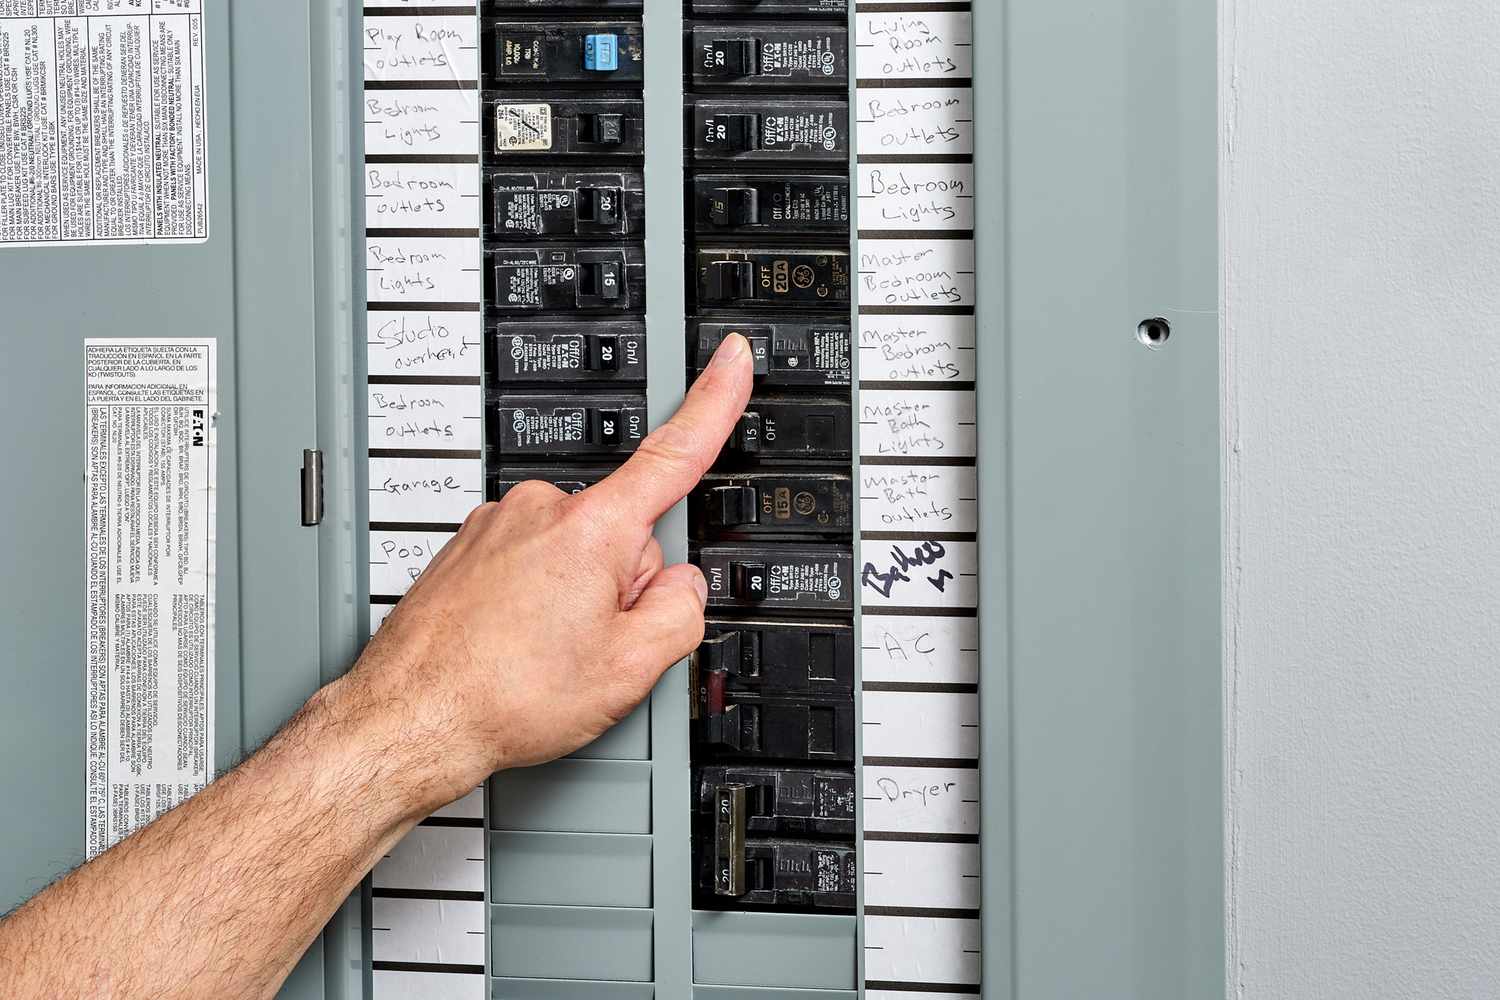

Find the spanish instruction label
[[1, 2, 209, 247], [85, 339, 216, 858]]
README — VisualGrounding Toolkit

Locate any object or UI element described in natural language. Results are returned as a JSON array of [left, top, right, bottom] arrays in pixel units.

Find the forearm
[[0, 672, 427, 1000]]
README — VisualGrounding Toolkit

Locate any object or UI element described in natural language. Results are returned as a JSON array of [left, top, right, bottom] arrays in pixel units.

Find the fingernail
[[706, 332, 748, 371], [691, 571, 709, 607]]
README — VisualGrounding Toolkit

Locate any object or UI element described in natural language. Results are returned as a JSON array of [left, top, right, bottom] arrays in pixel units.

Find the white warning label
[[0, 3, 209, 247], [85, 339, 216, 858]]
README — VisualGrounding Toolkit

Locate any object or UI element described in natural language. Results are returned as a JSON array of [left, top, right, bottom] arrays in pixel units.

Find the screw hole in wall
[[1136, 317, 1171, 349]]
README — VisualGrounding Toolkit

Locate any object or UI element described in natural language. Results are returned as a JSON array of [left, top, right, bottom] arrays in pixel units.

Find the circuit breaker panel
[[360, 0, 979, 996]]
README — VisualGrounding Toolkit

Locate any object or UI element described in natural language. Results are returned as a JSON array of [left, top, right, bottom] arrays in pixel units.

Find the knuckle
[[460, 501, 501, 531], [637, 421, 703, 477], [502, 479, 564, 508]]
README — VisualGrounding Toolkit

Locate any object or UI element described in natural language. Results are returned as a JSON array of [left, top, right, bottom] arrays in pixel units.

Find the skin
[[0, 333, 754, 1000]]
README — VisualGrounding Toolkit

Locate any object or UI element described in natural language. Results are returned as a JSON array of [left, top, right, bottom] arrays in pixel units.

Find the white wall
[[1223, 2, 1500, 995]]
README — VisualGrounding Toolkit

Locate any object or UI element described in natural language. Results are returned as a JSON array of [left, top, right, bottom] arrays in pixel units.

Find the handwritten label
[[862, 615, 979, 685], [861, 463, 977, 534], [865, 691, 979, 759], [369, 530, 454, 596], [855, 11, 973, 80], [860, 312, 975, 384], [858, 163, 974, 232], [367, 311, 483, 378], [857, 87, 974, 156], [369, 457, 482, 524], [865, 916, 981, 987], [864, 841, 980, 909], [862, 539, 978, 609], [364, 89, 480, 156], [860, 389, 977, 459], [860, 238, 975, 308], [364, 16, 478, 82], [366, 162, 481, 229], [368, 384, 482, 450], [864, 766, 979, 835], [366, 236, 482, 303]]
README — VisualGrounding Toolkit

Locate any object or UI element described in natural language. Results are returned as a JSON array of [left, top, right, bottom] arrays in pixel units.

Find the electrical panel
[[0, 0, 1226, 996]]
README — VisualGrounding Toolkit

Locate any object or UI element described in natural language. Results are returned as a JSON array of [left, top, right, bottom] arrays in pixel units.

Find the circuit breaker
[[0, 0, 1221, 997]]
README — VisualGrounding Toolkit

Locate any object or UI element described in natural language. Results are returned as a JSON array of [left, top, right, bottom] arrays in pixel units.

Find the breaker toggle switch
[[732, 411, 763, 453], [708, 187, 760, 228], [578, 261, 622, 302], [580, 112, 624, 145], [732, 561, 770, 602], [590, 334, 620, 372], [706, 113, 760, 153], [713, 783, 749, 897], [704, 38, 758, 78], [708, 485, 759, 528], [583, 33, 619, 71], [575, 186, 622, 226], [702, 259, 756, 304]]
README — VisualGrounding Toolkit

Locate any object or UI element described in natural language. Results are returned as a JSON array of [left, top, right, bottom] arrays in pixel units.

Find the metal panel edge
[[646, 0, 691, 994]]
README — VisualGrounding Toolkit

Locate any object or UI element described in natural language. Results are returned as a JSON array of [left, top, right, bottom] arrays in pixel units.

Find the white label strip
[[84, 339, 216, 858], [860, 389, 978, 460], [367, 311, 484, 378], [369, 455, 483, 525], [370, 530, 455, 597], [432, 787, 486, 820], [369, 384, 484, 452], [858, 163, 975, 232], [857, 87, 975, 156], [0, 6, 209, 247], [363, 9, 487, 982], [861, 463, 978, 534], [861, 539, 979, 610], [364, 16, 480, 83], [367, 236, 483, 304], [370, 603, 398, 637], [864, 841, 981, 909], [374, 972, 487, 1000], [864, 766, 979, 836], [864, 692, 980, 760], [861, 615, 980, 686], [857, 9, 980, 990], [859, 238, 975, 308], [859, 313, 975, 383], [855, 11, 973, 80], [366, 162, 483, 231], [374, 825, 486, 893], [865, 915, 982, 986], [371, 897, 486, 966], [365, 89, 481, 156]]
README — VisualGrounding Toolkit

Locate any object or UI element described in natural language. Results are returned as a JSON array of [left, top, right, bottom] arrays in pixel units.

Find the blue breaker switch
[[584, 34, 619, 72]]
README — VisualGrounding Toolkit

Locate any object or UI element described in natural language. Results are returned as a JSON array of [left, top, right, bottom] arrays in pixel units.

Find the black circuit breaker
[[685, 0, 856, 914], [695, 321, 852, 388], [490, 171, 646, 238]]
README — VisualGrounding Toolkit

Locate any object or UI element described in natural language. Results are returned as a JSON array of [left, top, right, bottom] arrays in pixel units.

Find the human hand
[[346, 333, 753, 814]]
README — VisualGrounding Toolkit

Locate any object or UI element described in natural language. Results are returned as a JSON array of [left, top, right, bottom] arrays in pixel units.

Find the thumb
[[612, 563, 709, 677]]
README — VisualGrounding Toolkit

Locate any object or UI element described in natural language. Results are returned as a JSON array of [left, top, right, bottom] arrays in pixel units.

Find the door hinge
[[301, 449, 324, 527]]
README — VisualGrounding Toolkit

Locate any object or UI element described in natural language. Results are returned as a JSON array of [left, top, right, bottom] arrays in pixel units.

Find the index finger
[[581, 333, 753, 527]]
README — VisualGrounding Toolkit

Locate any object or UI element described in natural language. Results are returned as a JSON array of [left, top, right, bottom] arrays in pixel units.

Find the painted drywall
[[1223, 1, 1500, 996]]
